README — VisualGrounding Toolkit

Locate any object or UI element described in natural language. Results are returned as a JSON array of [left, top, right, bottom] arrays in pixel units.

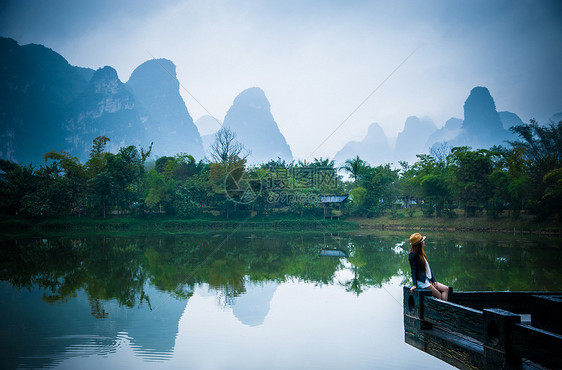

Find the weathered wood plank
[[424, 297, 484, 341], [531, 295, 562, 334], [405, 326, 483, 370], [405, 289, 562, 369], [450, 292, 561, 313], [510, 323, 562, 369]]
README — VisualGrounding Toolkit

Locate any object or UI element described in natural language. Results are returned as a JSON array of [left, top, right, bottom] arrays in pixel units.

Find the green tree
[[349, 186, 368, 215], [88, 145, 150, 216], [509, 119, 562, 219], [447, 147, 493, 217], [86, 136, 110, 178], [310, 157, 335, 168], [43, 150, 87, 215], [341, 156, 367, 185], [488, 146, 530, 218], [155, 156, 175, 174], [156, 154, 201, 182], [144, 169, 175, 212], [359, 164, 399, 216], [397, 161, 419, 212], [88, 167, 116, 218], [510, 119, 562, 171], [542, 168, 562, 220], [0, 160, 36, 215], [173, 169, 210, 218], [411, 154, 454, 217]]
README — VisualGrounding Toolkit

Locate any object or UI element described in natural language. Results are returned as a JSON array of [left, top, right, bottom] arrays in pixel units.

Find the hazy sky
[[1, 0, 561, 160]]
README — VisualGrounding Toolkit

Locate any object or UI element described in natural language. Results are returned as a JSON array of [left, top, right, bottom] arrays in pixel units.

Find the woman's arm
[[408, 252, 418, 287]]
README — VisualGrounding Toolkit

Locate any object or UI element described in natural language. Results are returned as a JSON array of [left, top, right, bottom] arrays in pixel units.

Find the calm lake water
[[1, 231, 561, 369]]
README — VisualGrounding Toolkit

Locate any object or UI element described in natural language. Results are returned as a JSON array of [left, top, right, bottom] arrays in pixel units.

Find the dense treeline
[[347, 119, 561, 221], [0, 121, 560, 221]]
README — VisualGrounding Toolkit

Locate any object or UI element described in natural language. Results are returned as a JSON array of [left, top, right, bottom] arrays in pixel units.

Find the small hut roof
[[320, 195, 348, 203]]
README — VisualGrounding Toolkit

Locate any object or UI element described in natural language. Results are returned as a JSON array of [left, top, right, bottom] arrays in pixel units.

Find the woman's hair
[[410, 242, 427, 271]]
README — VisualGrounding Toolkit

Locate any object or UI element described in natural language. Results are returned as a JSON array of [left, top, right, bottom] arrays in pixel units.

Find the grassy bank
[[349, 210, 561, 237], [0, 211, 559, 237], [0, 214, 358, 237]]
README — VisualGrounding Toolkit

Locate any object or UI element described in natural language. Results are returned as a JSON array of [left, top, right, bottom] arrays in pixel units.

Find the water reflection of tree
[[342, 264, 364, 296], [1, 233, 560, 317], [146, 234, 342, 305], [0, 234, 343, 314], [427, 237, 562, 291], [0, 237, 151, 316], [342, 235, 408, 295]]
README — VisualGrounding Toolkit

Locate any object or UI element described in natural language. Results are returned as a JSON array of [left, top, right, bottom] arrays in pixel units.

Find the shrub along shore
[[0, 214, 357, 236], [0, 211, 559, 238]]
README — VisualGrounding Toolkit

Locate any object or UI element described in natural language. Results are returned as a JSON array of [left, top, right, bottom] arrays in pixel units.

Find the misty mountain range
[[333, 86, 546, 165], [1, 37, 559, 167], [0, 37, 205, 164]]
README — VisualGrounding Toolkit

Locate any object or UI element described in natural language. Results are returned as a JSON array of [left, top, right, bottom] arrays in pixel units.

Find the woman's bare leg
[[434, 282, 449, 301], [428, 284, 442, 300]]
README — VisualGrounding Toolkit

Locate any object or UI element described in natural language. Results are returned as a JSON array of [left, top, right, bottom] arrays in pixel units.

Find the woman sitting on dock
[[408, 233, 449, 301]]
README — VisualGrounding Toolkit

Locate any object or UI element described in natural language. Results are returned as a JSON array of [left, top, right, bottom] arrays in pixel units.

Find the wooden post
[[403, 287, 436, 359], [483, 308, 521, 369], [403, 287, 433, 331], [531, 295, 562, 334]]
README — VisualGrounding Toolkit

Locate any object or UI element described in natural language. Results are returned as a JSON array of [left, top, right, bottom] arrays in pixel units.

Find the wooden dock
[[403, 287, 562, 369]]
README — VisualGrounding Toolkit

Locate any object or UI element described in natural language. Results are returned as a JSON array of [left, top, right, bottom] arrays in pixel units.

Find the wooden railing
[[403, 287, 562, 369]]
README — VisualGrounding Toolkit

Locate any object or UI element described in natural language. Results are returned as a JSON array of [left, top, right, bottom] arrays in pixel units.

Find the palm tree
[[312, 157, 335, 168], [509, 119, 562, 219], [509, 119, 562, 169], [341, 156, 367, 184]]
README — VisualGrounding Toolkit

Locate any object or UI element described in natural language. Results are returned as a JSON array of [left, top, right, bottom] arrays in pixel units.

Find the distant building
[[320, 195, 349, 204], [320, 195, 349, 219]]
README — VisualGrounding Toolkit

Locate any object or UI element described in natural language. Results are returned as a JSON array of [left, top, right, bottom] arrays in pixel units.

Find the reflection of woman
[[408, 233, 448, 301]]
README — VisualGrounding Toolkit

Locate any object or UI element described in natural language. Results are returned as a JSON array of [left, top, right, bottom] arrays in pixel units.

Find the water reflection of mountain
[[231, 279, 278, 326], [111, 284, 189, 360], [2, 232, 561, 368], [0, 282, 188, 369]]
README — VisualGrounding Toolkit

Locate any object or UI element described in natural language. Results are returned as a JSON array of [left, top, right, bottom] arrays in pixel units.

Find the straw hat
[[409, 233, 426, 246]]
